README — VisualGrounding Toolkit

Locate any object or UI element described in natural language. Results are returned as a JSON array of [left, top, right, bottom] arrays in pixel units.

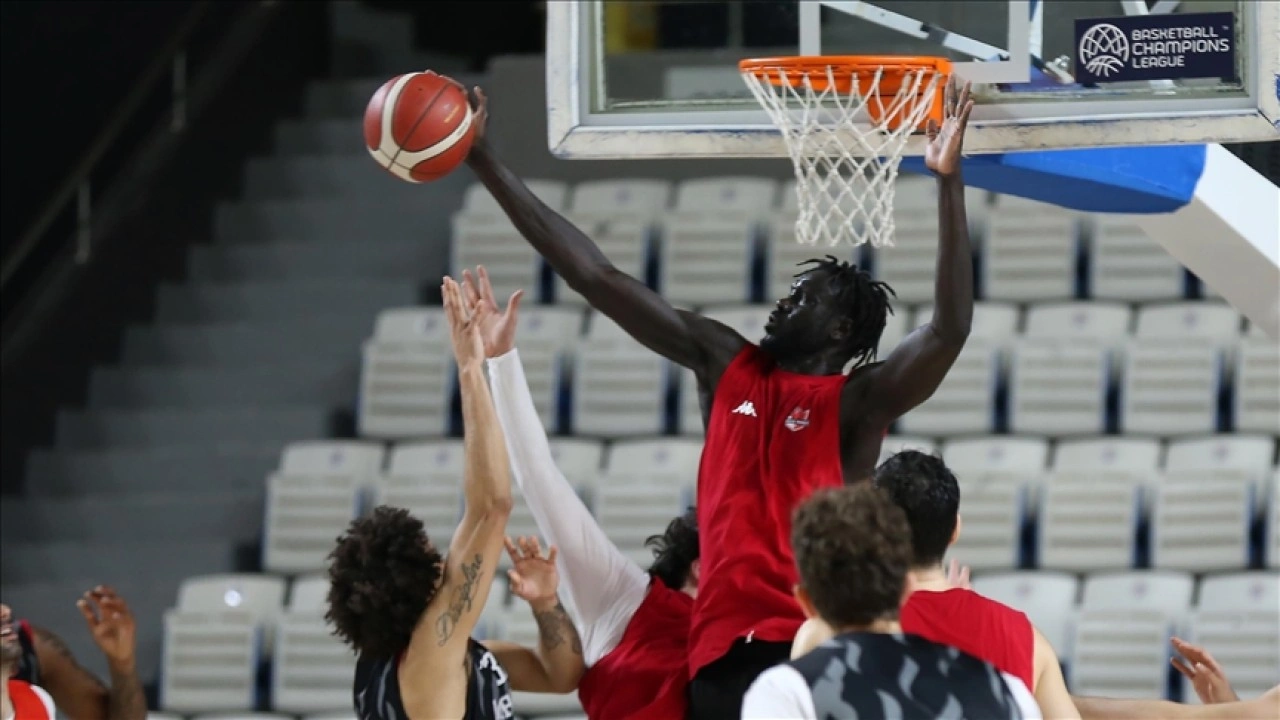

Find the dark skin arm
[[463, 89, 747, 398], [838, 80, 976, 481], [32, 625, 111, 720], [39, 586, 149, 720]]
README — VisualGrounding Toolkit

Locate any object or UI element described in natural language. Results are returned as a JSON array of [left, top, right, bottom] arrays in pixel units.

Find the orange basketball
[[363, 71, 476, 183]]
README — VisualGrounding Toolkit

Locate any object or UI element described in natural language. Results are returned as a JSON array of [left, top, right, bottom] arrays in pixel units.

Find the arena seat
[[940, 436, 1049, 475], [451, 212, 544, 304], [1038, 472, 1144, 571], [571, 314, 670, 435], [982, 197, 1081, 302], [1008, 339, 1112, 435], [594, 484, 690, 568], [547, 438, 607, 490], [1165, 435, 1276, 485], [1270, 471, 1280, 568], [1185, 573, 1280, 701], [659, 177, 776, 306], [947, 476, 1026, 570], [279, 441, 386, 476], [1235, 332, 1280, 433], [1089, 216, 1190, 302], [913, 301, 1021, 345], [896, 340, 1000, 436], [357, 307, 454, 439], [1023, 301, 1133, 340], [160, 609, 262, 713], [1052, 437, 1162, 472], [272, 573, 355, 714], [1121, 341, 1223, 435], [603, 438, 702, 496], [868, 218, 944, 305], [374, 440, 464, 543], [1135, 302, 1243, 344], [1150, 471, 1254, 571], [1069, 571, 1195, 698], [263, 472, 366, 575], [569, 179, 671, 218], [555, 215, 652, 306]]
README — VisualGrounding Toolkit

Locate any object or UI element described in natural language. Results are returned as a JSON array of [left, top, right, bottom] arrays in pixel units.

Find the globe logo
[[1079, 23, 1130, 77]]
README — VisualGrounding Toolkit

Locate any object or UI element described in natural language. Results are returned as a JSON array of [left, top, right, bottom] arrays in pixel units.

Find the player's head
[[646, 507, 700, 597], [0, 603, 20, 675], [325, 506, 444, 660], [790, 484, 913, 630], [761, 256, 895, 369], [873, 450, 961, 569]]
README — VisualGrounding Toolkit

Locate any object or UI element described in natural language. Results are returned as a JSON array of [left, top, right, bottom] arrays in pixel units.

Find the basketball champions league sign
[[1075, 11, 1235, 84]]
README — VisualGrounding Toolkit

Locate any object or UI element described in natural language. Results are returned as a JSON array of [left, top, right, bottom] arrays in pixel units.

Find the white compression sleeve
[[487, 349, 650, 666]]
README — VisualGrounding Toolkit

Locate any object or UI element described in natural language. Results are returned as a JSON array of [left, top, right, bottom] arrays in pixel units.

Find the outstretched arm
[[31, 625, 110, 720], [462, 266, 651, 666], [859, 80, 975, 428], [464, 90, 745, 383]]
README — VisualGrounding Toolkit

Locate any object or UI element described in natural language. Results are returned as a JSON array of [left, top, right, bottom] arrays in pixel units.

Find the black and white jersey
[[742, 632, 1042, 720], [353, 639, 514, 720]]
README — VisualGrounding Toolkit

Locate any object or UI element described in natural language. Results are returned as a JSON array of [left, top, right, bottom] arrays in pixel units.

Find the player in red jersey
[[464, 79, 976, 717], [871, 451, 1081, 719], [463, 267, 699, 720]]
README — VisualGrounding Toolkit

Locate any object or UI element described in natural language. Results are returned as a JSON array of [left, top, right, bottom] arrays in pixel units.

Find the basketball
[[363, 71, 476, 183]]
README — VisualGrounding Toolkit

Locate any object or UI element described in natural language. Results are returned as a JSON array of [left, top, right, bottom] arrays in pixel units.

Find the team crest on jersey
[[784, 407, 810, 431]]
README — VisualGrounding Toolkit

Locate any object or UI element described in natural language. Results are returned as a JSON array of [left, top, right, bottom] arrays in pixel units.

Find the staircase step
[[87, 362, 359, 408], [154, 279, 419, 323], [189, 238, 437, 282], [243, 153, 473, 200], [1, 491, 265, 544], [54, 406, 332, 449], [300, 73, 486, 120], [212, 196, 464, 246], [274, 118, 362, 155], [26, 445, 281, 496], [121, 316, 375, 366], [0, 540, 240, 586]]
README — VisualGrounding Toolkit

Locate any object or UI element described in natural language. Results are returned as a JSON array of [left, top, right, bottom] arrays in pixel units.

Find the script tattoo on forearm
[[533, 601, 582, 655], [435, 554, 484, 645]]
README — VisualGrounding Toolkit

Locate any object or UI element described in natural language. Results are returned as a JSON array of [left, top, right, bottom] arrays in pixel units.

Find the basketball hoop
[[740, 56, 951, 248]]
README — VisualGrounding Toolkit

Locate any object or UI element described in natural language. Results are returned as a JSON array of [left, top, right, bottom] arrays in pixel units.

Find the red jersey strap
[[8, 679, 56, 720]]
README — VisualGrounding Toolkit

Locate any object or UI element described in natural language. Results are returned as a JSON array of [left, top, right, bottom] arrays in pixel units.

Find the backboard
[[546, 0, 1279, 159]]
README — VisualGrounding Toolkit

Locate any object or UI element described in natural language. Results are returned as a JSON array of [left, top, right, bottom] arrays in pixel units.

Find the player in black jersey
[[742, 484, 1042, 719], [327, 273, 585, 720]]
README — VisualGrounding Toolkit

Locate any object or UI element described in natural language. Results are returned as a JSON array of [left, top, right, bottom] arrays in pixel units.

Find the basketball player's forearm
[[931, 176, 973, 342], [105, 659, 146, 720], [466, 142, 614, 288], [530, 597, 586, 692], [459, 363, 513, 511], [1072, 695, 1269, 720]]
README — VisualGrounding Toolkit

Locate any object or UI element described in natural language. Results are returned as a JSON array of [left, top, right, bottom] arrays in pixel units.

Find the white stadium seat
[[1121, 340, 1222, 435], [869, 218, 942, 305], [1135, 302, 1242, 343], [263, 473, 364, 574], [983, 199, 1080, 302], [1038, 473, 1144, 571], [572, 314, 669, 435], [376, 440, 464, 544], [1023, 301, 1132, 341], [1008, 339, 1112, 436], [1052, 437, 1162, 472], [273, 590, 357, 714], [555, 215, 652, 306], [279, 441, 386, 476], [897, 341, 1000, 436], [913, 302, 1021, 346], [358, 307, 453, 439], [1150, 471, 1253, 572], [462, 180, 568, 216], [940, 436, 1049, 475], [1235, 334, 1280, 434], [161, 609, 262, 713], [1186, 574, 1280, 701], [569, 179, 670, 218], [1089, 217, 1187, 301], [947, 474, 1026, 571]]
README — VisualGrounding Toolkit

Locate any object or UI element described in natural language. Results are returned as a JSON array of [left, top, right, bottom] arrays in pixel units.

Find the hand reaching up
[[77, 586, 137, 670], [505, 536, 560, 609], [1171, 637, 1239, 704], [923, 77, 974, 178], [460, 265, 524, 359], [443, 276, 485, 370]]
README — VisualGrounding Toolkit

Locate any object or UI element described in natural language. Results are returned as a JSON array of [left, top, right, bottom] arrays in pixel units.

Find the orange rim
[[740, 55, 952, 130]]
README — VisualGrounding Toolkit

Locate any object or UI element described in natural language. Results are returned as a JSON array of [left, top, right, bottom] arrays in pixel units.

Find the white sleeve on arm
[[487, 349, 650, 666], [742, 666, 816, 720]]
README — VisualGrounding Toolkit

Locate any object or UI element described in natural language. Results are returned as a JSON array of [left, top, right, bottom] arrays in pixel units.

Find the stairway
[[0, 1, 483, 684]]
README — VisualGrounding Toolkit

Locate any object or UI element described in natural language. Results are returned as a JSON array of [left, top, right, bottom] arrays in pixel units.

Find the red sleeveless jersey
[[901, 588, 1036, 691], [577, 578, 693, 720], [7, 679, 56, 720], [689, 344, 848, 677]]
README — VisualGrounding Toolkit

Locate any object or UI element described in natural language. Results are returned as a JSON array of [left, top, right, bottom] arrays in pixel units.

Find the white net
[[741, 63, 945, 248]]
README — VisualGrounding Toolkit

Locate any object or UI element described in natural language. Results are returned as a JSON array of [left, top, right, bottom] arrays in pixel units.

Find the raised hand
[[1171, 637, 1239, 704], [945, 558, 971, 590], [505, 536, 560, 608], [923, 78, 974, 178], [443, 276, 485, 370], [469, 86, 489, 144], [77, 586, 137, 669], [460, 265, 524, 358]]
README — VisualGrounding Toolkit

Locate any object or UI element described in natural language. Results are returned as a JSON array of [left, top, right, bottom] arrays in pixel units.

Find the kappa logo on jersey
[[732, 401, 757, 417], [784, 407, 810, 431]]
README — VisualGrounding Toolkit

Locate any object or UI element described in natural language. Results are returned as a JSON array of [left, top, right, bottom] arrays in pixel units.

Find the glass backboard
[[546, 0, 1279, 159]]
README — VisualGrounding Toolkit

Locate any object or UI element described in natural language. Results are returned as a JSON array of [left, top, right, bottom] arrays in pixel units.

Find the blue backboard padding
[[899, 144, 1206, 214]]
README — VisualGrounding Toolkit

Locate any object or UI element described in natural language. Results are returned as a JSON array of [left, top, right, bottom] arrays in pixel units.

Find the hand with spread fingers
[[505, 536, 561, 610], [1170, 637, 1239, 704], [77, 586, 137, 670], [945, 559, 971, 590], [924, 77, 974, 178], [460, 265, 524, 359]]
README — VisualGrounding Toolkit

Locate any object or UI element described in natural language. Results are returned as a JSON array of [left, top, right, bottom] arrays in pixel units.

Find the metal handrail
[[0, 0, 213, 290]]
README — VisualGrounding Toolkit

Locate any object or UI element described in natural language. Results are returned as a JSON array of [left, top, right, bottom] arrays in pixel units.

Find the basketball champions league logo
[[1074, 11, 1235, 84], [1079, 24, 1130, 78]]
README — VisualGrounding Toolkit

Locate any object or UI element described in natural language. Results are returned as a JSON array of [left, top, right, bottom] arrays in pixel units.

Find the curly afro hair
[[325, 505, 443, 660], [645, 507, 699, 590]]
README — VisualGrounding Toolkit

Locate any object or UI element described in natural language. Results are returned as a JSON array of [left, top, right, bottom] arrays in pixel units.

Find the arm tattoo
[[533, 601, 582, 655], [435, 554, 485, 645]]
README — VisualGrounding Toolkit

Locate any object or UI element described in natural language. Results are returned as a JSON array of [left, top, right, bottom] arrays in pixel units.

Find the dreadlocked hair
[[796, 255, 896, 368]]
